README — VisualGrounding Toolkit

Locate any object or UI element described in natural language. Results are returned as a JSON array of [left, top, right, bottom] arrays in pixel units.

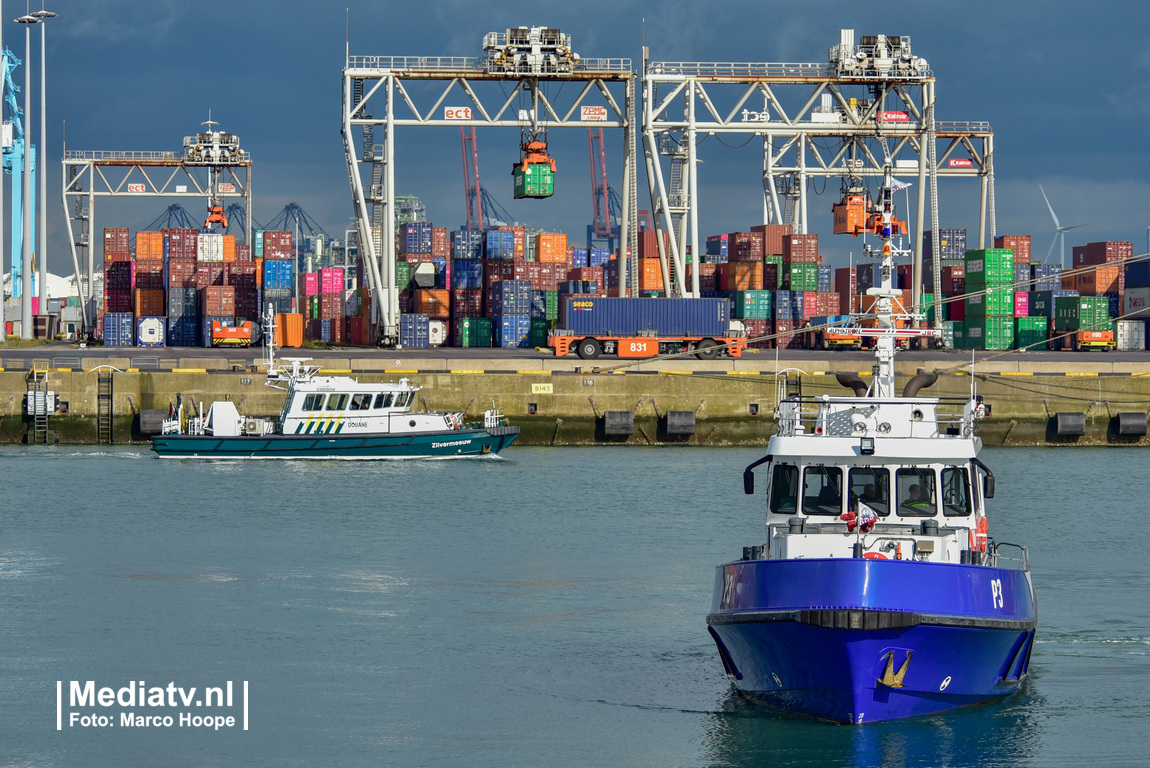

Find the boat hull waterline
[[707, 558, 1037, 724], [152, 428, 519, 459]]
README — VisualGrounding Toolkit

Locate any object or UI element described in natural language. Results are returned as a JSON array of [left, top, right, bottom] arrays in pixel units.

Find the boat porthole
[[409, 420, 417, 427], [940, 676, 951, 691], [878, 422, 892, 433], [772, 672, 782, 687], [912, 409, 924, 422]]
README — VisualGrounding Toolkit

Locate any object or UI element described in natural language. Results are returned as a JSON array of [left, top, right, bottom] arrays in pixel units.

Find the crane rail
[[645, 61, 934, 79], [346, 55, 632, 74]]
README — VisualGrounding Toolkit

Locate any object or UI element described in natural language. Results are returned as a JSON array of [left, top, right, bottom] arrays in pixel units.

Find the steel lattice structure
[[640, 31, 995, 315], [61, 129, 252, 330], [341, 28, 638, 346]]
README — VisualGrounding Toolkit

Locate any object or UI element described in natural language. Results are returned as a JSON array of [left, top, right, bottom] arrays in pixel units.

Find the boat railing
[[775, 394, 976, 437], [988, 541, 1029, 571]]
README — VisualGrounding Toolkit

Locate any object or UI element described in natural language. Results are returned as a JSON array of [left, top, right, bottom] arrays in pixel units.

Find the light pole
[[15, 12, 39, 339], [33, 7, 55, 318]]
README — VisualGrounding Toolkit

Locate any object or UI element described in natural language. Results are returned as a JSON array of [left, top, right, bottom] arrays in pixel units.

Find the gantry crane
[[2, 46, 37, 302]]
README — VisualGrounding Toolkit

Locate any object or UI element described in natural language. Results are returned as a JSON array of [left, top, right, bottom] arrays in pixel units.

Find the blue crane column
[[16, 13, 38, 339], [2, 44, 36, 323]]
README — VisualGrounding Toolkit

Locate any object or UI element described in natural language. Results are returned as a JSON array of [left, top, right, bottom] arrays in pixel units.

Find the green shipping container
[[964, 248, 1013, 286], [455, 317, 492, 348], [734, 290, 774, 319], [965, 317, 1014, 350], [545, 290, 559, 321], [1053, 295, 1108, 332], [965, 288, 1014, 317], [952, 321, 968, 349], [787, 263, 819, 291], [939, 319, 957, 349], [254, 230, 264, 258], [529, 318, 551, 348], [395, 260, 411, 291], [1014, 316, 1048, 351], [513, 164, 555, 199]]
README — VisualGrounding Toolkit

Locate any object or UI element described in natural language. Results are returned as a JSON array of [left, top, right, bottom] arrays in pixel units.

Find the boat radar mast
[[859, 161, 939, 397]]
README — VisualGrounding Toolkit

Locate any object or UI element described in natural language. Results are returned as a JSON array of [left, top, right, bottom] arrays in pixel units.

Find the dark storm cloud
[[16, 0, 1149, 273]]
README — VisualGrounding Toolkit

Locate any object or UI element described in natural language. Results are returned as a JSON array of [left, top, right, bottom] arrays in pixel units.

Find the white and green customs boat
[[152, 312, 518, 460]]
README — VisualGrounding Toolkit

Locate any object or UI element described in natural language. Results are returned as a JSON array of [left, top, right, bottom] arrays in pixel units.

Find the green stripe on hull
[[151, 429, 519, 460]]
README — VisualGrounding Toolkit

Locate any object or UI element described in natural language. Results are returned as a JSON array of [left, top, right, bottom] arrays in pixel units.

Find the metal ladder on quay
[[25, 366, 51, 444], [97, 370, 114, 444]]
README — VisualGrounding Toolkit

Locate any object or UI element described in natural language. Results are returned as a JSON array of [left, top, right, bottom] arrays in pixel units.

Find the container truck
[[548, 297, 747, 360]]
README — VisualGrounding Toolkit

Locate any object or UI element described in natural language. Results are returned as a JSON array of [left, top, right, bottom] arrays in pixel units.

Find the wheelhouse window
[[849, 467, 890, 516], [349, 394, 372, 411], [301, 393, 326, 412], [941, 466, 972, 517], [769, 464, 799, 515], [396, 392, 413, 408], [373, 393, 394, 409], [326, 394, 349, 411], [802, 465, 843, 516], [896, 468, 937, 516]]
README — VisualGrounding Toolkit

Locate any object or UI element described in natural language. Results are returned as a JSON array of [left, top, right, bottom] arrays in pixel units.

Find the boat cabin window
[[769, 464, 799, 515], [941, 466, 972, 517], [396, 392, 413, 408], [802, 465, 843, 516], [373, 393, 394, 409], [301, 393, 326, 412], [326, 394, 349, 411], [895, 468, 937, 516], [848, 467, 890, 516], [349, 394, 372, 411]]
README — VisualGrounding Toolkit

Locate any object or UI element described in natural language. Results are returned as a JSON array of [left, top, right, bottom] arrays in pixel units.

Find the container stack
[[958, 249, 1015, 350], [93, 226, 303, 348]]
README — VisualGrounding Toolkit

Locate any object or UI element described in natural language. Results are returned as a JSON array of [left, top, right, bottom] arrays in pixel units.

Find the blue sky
[[12, 0, 1150, 274]]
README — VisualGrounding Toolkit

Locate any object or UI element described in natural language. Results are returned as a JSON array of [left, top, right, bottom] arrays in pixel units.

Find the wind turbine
[[1039, 185, 1086, 268]]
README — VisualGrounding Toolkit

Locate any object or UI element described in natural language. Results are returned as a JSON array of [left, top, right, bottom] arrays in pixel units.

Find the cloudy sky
[[10, 0, 1149, 275]]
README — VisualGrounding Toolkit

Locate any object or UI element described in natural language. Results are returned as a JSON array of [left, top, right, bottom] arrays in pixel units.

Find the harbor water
[[1, 446, 1148, 767]]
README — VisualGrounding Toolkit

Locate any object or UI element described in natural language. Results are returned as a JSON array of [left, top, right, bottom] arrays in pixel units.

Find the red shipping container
[[728, 232, 764, 262], [196, 264, 227, 289], [994, 235, 1031, 264], [200, 286, 235, 316], [802, 291, 819, 320], [1076, 240, 1133, 267], [104, 251, 133, 263], [686, 262, 718, 293], [103, 227, 130, 254], [774, 318, 805, 349], [636, 230, 670, 260], [783, 233, 819, 263], [319, 293, 343, 319], [135, 264, 165, 290], [948, 295, 966, 322], [741, 318, 774, 349], [751, 223, 792, 256], [762, 263, 780, 291], [167, 257, 197, 288], [896, 264, 913, 289], [432, 227, 449, 258], [834, 267, 856, 295], [237, 244, 251, 262], [103, 289, 133, 313], [451, 288, 483, 318], [484, 259, 527, 285], [104, 261, 134, 291]]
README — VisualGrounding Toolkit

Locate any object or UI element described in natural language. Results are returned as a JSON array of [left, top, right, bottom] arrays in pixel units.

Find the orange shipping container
[[639, 258, 665, 292], [412, 288, 450, 319], [832, 196, 868, 236], [534, 232, 568, 264], [1076, 264, 1121, 295], [135, 231, 165, 261], [134, 288, 166, 317], [275, 312, 305, 348], [223, 235, 237, 263], [718, 262, 764, 291]]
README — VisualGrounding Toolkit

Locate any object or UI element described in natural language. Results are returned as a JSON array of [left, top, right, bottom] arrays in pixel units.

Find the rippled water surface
[[1, 445, 1147, 767]]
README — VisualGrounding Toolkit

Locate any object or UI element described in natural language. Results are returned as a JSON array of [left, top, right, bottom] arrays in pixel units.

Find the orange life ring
[[863, 552, 888, 560], [968, 518, 988, 553]]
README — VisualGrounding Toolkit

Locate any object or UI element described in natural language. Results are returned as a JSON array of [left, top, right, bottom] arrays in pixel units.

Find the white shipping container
[[1123, 286, 1150, 319], [428, 320, 447, 347], [1117, 320, 1146, 351], [197, 233, 225, 262], [136, 316, 167, 347]]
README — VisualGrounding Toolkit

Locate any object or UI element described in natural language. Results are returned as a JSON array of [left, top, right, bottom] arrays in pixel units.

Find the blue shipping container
[[1125, 260, 1150, 289], [167, 316, 198, 346], [571, 248, 589, 268], [400, 313, 430, 348], [589, 248, 611, 268], [559, 297, 730, 337], [263, 259, 294, 290], [167, 287, 198, 318], [452, 229, 483, 260], [400, 222, 433, 254], [102, 312, 135, 346], [493, 314, 532, 348], [817, 265, 832, 292], [452, 259, 484, 289], [484, 230, 516, 260], [1030, 264, 1063, 292], [489, 280, 532, 314]]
